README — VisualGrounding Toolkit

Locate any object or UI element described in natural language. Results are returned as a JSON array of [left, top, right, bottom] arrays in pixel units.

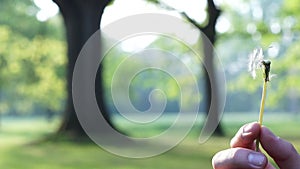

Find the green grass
[[0, 113, 299, 169]]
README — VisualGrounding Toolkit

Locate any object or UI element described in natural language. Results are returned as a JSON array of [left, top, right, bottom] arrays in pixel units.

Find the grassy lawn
[[0, 113, 299, 169]]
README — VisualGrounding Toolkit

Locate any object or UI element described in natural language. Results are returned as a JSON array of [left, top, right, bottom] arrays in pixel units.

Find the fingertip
[[248, 152, 267, 168], [230, 122, 261, 148], [243, 122, 260, 134], [241, 122, 261, 142]]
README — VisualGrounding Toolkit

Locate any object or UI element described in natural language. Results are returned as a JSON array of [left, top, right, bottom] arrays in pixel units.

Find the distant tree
[[53, 0, 113, 137], [148, 0, 224, 135]]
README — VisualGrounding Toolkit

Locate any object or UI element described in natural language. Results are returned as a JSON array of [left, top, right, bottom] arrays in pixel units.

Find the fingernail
[[244, 122, 257, 133], [242, 124, 253, 137], [248, 153, 265, 168]]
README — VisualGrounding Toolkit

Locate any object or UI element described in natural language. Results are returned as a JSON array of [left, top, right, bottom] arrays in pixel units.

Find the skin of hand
[[212, 122, 300, 169]]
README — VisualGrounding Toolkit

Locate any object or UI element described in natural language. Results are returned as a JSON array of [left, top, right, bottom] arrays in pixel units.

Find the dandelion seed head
[[248, 48, 264, 79]]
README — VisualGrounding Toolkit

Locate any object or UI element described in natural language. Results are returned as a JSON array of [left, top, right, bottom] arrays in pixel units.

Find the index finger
[[230, 122, 261, 149]]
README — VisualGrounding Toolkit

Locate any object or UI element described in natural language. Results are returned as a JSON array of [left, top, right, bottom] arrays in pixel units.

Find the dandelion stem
[[248, 48, 272, 152], [256, 80, 267, 151]]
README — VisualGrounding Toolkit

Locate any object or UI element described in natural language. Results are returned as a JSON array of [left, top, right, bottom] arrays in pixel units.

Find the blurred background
[[0, 0, 299, 168]]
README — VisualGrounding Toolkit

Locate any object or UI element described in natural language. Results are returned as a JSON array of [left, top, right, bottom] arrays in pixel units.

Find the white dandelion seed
[[248, 47, 276, 81], [248, 48, 264, 79]]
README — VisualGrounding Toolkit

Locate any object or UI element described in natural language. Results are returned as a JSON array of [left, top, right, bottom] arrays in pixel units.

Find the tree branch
[[180, 11, 203, 30], [147, 0, 221, 32]]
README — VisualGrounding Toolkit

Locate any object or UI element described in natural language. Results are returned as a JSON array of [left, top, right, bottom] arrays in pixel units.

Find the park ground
[[0, 113, 299, 169]]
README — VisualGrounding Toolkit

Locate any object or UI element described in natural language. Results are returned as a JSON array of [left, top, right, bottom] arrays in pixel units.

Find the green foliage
[[0, 0, 63, 40], [3, 0, 300, 115], [267, 42, 300, 107], [0, 0, 66, 115], [217, 0, 300, 112], [0, 25, 66, 114], [282, 0, 300, 16]]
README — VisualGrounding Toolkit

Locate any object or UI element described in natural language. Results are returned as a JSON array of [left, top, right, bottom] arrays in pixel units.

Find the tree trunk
[[169, 0, 224, 136], [53, 0, 112, 137], [201, 0, 224, 136], [146, 0, 224, 136]]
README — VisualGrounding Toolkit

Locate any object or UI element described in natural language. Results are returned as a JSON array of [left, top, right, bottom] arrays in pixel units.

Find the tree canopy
[[0, 0, 66, 115]]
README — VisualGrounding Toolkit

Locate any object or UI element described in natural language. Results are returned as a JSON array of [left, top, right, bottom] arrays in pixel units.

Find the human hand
[[212, 122, 300, 169]]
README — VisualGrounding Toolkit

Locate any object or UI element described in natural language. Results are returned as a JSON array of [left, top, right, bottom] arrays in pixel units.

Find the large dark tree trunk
[[53, 0, 112, 137]]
